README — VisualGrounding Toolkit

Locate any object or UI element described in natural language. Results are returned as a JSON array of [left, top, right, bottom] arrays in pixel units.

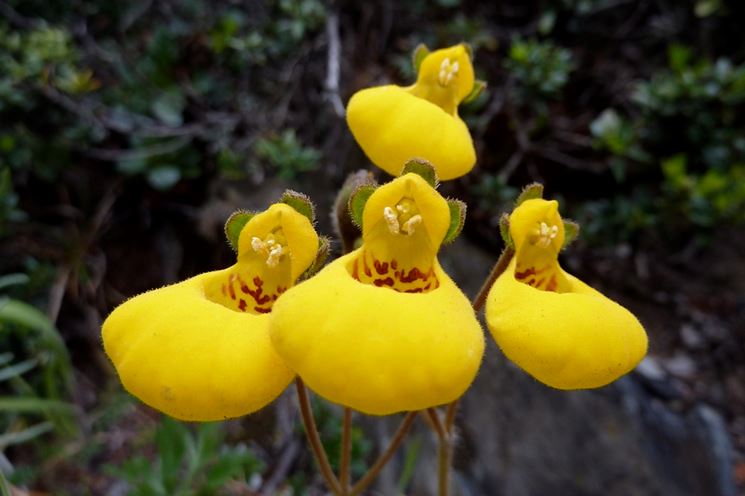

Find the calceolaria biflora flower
[[102, 194, 324, 421], [346, 44, 485, 181], [270, 163, 485, 415], [485, 192, 648, 389]]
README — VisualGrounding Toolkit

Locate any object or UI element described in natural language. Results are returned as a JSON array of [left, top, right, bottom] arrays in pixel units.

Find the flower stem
[[446, 247, 516, 432], [340, 407, 352, 494], [435, 246, 516, 494], [437, 430, 452, 496], [471, 246, 515, 313], [426, 408, 445, 439], [295, 378, 343, 495], [350, 411, 417, 496]]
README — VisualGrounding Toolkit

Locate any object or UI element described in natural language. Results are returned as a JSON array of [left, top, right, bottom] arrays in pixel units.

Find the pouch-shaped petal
[[485, 198, 648, 389], [486, 258, 647, 389], [270, 173, 484, 415], [103, 271, 293, 421], [269, 252, 484, 415], [102, 203, 319, 421], [346, 44, 478, 180], [347, 86, 475, 180]]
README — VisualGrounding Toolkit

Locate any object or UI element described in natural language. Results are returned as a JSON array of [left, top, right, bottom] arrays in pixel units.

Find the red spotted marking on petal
[[374, 260, 389, 275], [373, 277, 394, 287], [254, 306, 271, 314], [238, 299, 247, 311]]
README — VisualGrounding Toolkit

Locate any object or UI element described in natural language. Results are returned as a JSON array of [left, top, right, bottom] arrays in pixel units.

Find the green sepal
[[443, 199, 466, 244], [279, 190, 315, 224], [412, 43, 430, 72], [515, 182, 544, 206], [562, 219, 580, 250], [300, 236, 332, 280], [461, 42, 474, 61], [499, 213, 514, 248], [333, 170, 376, 254], [348, 184, 377, 229], [225, 210, 256, 253], [462, 80, 487, 104], [401, 158, 438, 187]]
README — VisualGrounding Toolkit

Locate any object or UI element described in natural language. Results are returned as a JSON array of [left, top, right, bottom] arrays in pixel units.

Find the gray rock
[[396, 237, 736, 496]]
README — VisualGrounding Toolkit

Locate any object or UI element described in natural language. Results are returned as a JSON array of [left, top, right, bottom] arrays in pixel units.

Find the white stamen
[[437, 57, 460, 86], [266, 244, 283, 268], [252, 235, 287, 267], [383, 206, 400, 234], [401, 214, 422, 235], [536, 222, 559, 247], [251, 236, 265, 253]]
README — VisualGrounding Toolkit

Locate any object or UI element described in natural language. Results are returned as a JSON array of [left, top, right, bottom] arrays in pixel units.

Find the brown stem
[[295, 378, 343, 495], [340, 407, 352, 494], [350, 412, 417, 496], [444, 401, 458, 434], [426, 408, 445, 439], [437, 431, 452, 496], [471, 246, 515, 313], [437, 246, 516, 491]]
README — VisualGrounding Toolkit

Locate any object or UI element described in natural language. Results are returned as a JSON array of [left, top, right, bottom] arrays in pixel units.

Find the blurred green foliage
[[108, 417, 264, 496], [505, 38, 574, 103], [585, 45, 745, 242], [254, 130, 321, 181], [0, 273, 75, 482]]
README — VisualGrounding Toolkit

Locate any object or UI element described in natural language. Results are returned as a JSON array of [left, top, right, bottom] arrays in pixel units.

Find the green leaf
[[401, 158, 438, 187], [147, 165, 181, 191], [0, 273, 29, 291], [499, 213, 513, 248], [0, 421, 54, 447], [443, 199, 466, 244], [301, 236, 331, 280], [0, 299, 67, 356], [224, 210, 256, 253], [0, 468, 11, 496], [279, 190, 315, 223], [515, 182, 544, 206], [0, 397, 74, 414], [0, 358, 38, 382], [0, 353, 14, 367], [152, 90, 185, 126], [562, 219, 580, 249], [348, 185, 377, 229], [412, 44, 430, 73], [462, 80, 487, 104]]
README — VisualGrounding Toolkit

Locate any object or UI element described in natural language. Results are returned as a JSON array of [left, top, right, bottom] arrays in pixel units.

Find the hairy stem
[[471, 246, 515, 313], [438, 431, 452, 496], [295, 378, 343, 495], [340, 407, 352, 494], [350, 412, 417, 496], [437, 246, 516, 493]]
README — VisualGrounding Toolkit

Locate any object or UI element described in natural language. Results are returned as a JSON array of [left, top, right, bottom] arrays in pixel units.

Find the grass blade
[[0, 421, 54, 448]]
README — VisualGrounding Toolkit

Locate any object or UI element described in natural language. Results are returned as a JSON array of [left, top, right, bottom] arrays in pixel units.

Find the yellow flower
[[346, 44, 479, 180], [485, 199, 648, 389], [270, 173, 484, 415], [102, 202, 320, 421]]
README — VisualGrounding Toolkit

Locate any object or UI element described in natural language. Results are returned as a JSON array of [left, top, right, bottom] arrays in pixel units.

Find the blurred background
[[1, 0, 744, 494]]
